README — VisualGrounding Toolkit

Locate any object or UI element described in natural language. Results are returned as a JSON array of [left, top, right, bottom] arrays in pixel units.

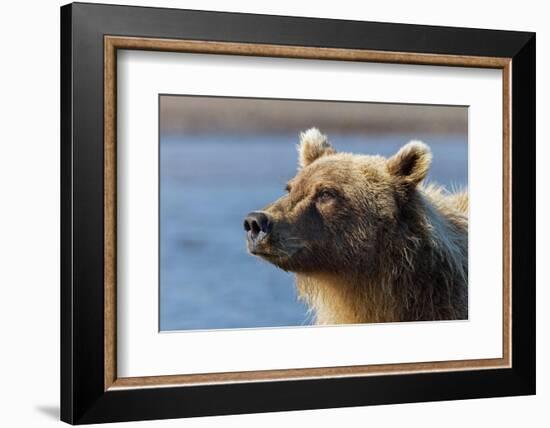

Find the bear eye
[[285, 184, 292, 193], [317, 189, 336, 202]]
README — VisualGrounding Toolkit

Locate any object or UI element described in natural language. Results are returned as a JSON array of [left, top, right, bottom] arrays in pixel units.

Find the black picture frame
[[61, 2, 535, 424]]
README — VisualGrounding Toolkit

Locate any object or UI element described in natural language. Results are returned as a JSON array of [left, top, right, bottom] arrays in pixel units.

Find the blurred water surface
[[160, 133, 467, 331]]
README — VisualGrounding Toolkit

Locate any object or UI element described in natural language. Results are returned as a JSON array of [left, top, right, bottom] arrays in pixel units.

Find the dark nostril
[[244, 211, 272, 238], [250, 220, 261, 235]]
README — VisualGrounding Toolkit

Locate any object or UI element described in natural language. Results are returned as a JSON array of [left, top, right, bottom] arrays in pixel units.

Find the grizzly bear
[[244, 128, 468, 325]]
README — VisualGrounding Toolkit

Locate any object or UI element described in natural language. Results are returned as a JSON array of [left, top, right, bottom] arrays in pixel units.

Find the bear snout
[[244, 211, 273, 249]]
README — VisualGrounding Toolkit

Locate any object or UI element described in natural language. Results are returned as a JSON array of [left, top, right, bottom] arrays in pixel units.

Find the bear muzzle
[[244, 211, 273, 253]]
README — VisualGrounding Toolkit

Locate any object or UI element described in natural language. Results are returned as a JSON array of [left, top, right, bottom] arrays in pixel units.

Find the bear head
[[243, 128, 432, 274]]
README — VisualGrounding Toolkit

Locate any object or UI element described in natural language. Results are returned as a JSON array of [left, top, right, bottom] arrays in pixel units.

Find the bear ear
[[386, 141, 432, 186], [297, 128, 336, 168]]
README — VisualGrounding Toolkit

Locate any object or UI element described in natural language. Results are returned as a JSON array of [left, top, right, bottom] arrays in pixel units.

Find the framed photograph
[[60, 2, 535, 424]]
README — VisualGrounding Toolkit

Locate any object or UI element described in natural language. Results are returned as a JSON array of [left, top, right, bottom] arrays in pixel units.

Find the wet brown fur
[[247, 128, 468, 325]]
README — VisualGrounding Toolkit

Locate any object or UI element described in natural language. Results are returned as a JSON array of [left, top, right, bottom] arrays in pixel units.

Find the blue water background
[[160, 133, 468, 331]]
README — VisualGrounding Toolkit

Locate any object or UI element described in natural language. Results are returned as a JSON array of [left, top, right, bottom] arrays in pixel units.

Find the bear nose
[[244, 211, 272, 241]]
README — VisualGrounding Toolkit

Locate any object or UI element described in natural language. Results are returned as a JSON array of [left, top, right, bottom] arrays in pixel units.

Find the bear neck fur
[[295, 185, 468, 324]]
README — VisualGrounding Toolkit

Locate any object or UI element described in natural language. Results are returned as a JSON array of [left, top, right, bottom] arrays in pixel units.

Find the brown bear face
[[244, 128, 432, 274]]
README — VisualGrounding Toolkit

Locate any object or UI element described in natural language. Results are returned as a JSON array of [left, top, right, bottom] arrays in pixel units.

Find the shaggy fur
[[245, 128, 468, 324]]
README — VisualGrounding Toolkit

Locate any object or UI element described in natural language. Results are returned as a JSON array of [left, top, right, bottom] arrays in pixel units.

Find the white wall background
[[0, 0, 546, 426]]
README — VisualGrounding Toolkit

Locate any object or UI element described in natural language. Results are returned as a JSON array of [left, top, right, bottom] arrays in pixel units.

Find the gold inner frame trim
[[104, 35, 512, 391]]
